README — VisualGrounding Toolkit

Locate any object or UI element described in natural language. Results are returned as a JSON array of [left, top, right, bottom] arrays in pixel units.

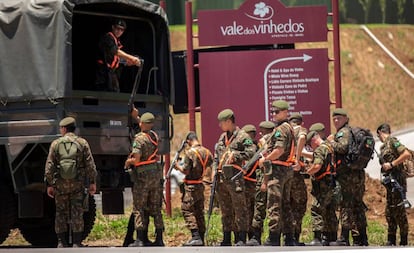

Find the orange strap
[[184, 148, 211, 185], [315, 143, 336, 180], [271, 139, 296, 166], [243, 160, 258, 182], [134, 132, 159, 167], [106, 32, 122, 69]]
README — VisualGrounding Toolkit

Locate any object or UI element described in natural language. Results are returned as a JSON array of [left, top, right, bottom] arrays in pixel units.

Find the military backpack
[[344, 127, 375, 170], [402, 149, 414, 178], [55, 136, 83, 179]]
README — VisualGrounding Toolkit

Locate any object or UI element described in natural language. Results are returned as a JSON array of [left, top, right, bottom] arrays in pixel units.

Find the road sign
[[198, 0, 327, 46], [199, 48, 330, 151]]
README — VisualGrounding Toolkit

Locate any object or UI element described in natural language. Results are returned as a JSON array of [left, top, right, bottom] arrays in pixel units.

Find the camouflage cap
[[242, 124, 256, 133], [306, 130, 318, 144], [217, 109, 234, 121], [272, 100, 289, 110], [140, 112, 155, 123], [332, 108, 348, 117], [259, 120, 275, 129], [59, 117, 76, 127], [309, 122, 325, 132], [289, 112, 302, 121]]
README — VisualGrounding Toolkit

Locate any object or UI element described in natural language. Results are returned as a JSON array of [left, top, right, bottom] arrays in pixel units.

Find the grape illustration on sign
[[248, 2, 273, 20]]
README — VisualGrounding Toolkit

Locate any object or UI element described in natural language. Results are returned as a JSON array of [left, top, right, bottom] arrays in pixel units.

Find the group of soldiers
[[44, 98, 411, 248], [161, 99, 411, 247]]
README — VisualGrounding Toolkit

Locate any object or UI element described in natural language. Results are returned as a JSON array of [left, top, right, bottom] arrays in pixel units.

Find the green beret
[[306, 130, 318, 144], [272, 100, 289, 110], [332, 108, 347, 117], [217, 109, 234, 121], [59, 117, 76, 127], [309, 122, 325, 132], [141, 112, 155, 123], [289, 112, 302, 121], [242, 124, 256, 133], [259, 121, 275, 129]]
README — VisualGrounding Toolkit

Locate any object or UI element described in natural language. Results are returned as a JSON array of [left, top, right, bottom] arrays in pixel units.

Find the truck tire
[[0, 184, 17, 244], [19, 194, 96, 247], [18, 193, 58, 247]]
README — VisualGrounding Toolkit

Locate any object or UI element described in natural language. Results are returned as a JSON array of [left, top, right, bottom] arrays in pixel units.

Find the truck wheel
[[0, 184, 17, 244], [19, 194, 97, 247], [18, 194, 58, 247]]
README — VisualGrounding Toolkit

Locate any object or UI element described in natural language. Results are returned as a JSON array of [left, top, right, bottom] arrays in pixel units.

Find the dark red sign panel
[[199, 48, 330, 151], [198, 0, 327, 46]]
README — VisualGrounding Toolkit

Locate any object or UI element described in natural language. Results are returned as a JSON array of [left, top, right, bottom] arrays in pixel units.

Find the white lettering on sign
[[219, 19, 305, 37], [263, 53, 320, 120]]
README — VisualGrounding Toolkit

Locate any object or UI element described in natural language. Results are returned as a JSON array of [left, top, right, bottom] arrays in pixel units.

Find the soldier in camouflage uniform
[[124, 112, 164, 247], [174, 131, 213, 246], [246, 121, 275, 246], [305, 130, 338, 246], [286, 113, 308, 245], [241, 124, 259, 242], [327, 108, 368, 246], [259, 100, 298, 246], [377, 123, 411, 246], [45, 117, 97, 248], [214, 109, 255, 246]]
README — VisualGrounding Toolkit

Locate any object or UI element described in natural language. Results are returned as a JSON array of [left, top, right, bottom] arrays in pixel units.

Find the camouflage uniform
[[309, 141, 338, 244], [285, 124, 308, 240], [181, 144, 213, 241], [215, 128, 255, 245], [130, 130, 164, 232], [243, 151, 258, 239], [247, 132, 273, 246], [331, 123, 367, 245], [379, 136, 409, 245], [265, 121, 296, 245], [45, 132, 97, 234]]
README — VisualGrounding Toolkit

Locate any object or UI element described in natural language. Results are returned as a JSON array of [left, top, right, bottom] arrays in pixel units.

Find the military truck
[[0, 0, 173, 247]]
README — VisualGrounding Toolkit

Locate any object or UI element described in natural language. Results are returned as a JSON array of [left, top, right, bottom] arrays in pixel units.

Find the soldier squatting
[[46, 100, 412, 247]]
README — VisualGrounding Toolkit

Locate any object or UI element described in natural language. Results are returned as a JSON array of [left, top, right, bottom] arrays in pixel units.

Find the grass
[[83, 207, 393, 246]]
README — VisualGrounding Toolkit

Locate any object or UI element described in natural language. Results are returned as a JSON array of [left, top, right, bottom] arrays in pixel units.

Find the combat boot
[[359, 228, 369, 246], [263, 231, 280, 246], [183, 229, 204, 246], [142, 229, 152, 246], [321, 232, 330, 246], [330, 229, 349, 246], [385, 234, 396, 246], [72, 232, 83, 247], [220, 231, 232, 246], [128, 230, 144, 247], [152, 228, 165, 246], [352, 235, 361, 246], [307, 231, 322, 246], [122, 214, 135, 247], [284, 233, 303, 246], [57, 233, 69, 248], [246, 230, 262, 246], [234, 231, 246, 246], [400, 234, 408, 246]]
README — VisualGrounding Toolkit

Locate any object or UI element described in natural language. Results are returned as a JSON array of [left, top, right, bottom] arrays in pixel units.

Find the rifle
[[205, 146, 220, 244], [230, 146, 265, 181], [128, 59, 144, 142], [230, 132, 274, 181], [381, 173, 412, 208], [165, 140, 186, 179], [375, 149, 412, 208]]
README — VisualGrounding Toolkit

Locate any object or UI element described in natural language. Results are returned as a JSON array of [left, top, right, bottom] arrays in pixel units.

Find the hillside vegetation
[[169, 25, 414, 139]]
